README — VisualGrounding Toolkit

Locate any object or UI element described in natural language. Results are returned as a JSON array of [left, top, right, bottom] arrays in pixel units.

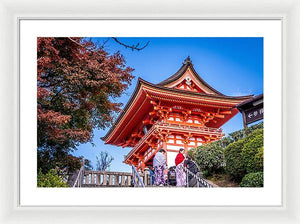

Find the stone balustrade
[[82, 170, 151, 187]]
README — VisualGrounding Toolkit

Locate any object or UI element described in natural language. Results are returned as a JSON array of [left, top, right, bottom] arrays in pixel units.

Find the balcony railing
[[125, 121, 224, 161], [157, 122, 223, 135]]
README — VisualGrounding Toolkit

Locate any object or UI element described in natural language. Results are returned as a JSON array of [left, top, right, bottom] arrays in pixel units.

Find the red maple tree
[[37, 37, 134, 172]]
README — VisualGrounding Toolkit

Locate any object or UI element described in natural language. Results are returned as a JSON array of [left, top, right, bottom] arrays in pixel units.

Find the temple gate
[[102, 57, 253, 170]]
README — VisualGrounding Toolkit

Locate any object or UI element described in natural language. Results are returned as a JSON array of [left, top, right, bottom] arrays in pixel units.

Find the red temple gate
[[102, 57, 253, 170]]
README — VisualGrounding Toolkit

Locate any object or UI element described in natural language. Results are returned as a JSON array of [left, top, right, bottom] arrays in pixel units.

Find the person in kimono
[[175, 148, 186, 187], [153, 148, 167, 186]]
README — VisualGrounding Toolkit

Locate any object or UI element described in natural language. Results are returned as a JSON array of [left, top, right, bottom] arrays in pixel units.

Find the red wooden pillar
[[162, 141, 167, 165], [184, 143, 188, 156]]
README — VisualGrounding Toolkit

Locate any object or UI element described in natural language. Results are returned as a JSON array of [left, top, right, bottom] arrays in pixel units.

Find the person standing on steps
[[184, 156, 199, 187], [148, 166, 155, 186], [153, 148, 167, 186], [175, 148, 186, 187]]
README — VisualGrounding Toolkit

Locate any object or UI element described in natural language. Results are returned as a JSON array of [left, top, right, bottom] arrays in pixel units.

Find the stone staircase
[[70, 165, 216, 188], [69, 168, 152, 187]]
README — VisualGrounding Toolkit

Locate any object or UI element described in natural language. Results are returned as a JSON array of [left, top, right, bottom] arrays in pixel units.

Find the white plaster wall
[[167, 151, 177, 167], [168, 139, 175, 144], [188, 142, 196, 147], [167, 144, 183, 150]]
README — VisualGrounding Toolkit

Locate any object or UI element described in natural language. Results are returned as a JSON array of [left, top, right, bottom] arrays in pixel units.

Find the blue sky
[[72, 37, 263, 172]]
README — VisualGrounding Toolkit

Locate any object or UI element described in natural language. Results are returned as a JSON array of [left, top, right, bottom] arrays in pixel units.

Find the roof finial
[[183, 56, 192, 65]]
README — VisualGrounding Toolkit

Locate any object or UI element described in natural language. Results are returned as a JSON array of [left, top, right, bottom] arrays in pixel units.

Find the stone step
[[82, 184, 133, 187]]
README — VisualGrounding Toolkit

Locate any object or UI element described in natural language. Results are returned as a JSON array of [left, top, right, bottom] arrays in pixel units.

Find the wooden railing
[[158, 122, 223, 136]]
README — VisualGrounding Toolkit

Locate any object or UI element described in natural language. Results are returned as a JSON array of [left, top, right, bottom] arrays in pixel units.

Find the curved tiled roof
[[101, 78, 253, 142], [102, 57, 254, 142], [157, 56, 224, 96]]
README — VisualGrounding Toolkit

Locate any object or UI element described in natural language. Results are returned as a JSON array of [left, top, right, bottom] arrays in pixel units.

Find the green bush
[[187, 147, 197, 161], [190, 124, 264, 184], [194, 141, 225, 176], [240, 172, 264, 187], [37, 169, 68, 187], [244, 128, 263, 145], [202, 170, 209, 178], [254, 147, 264, 171], [242, 132, 263, 173], [244, 122, 264, 136], [215, 122, 263, 150], [215, 137, 234, 149], [224, 139, 246, 181]]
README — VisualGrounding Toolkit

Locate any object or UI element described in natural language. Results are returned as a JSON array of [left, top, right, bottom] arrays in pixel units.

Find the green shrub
[[244, 128, 263, 145], [224, 139, 246, 181], [215, 137, 234, 149], [245, 122, 264, 136], [212, 122, 263, 151], [187, 147, 197, 161], [254, 147, 264, 171], [202, 170, 209, 178], [240, 172, 264, 187], [242, 132, 263, 173], [194, 141, 225, 176], [37, 169, 68, 187]]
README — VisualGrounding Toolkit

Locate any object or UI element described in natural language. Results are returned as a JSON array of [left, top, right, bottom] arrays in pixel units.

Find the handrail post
[[103, 172, 107, 186], [186, 169, 189, 187], [72, 166, 84, 188], [91, 171, 94, 185], [131, 165, 145, 187], [127, 175, 131, 186], [121, 175, 126, 186], [186, 163, 213, 188], [109, 175, 113, 185]]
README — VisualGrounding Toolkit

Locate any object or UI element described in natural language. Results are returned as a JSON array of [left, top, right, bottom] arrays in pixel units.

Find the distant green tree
[[245, 122, 264, 136], [215, 136, 233, 149], [216, 122, 264, 149], [83, 158, 93, 170], [228, 130, 245, 142]]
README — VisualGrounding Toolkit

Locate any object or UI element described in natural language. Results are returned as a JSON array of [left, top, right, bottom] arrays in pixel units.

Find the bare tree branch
[[69, 37, 149, 52], [96, 151, 114, 171], [67, 37, 84, 47], [112, 37, 150, 51]]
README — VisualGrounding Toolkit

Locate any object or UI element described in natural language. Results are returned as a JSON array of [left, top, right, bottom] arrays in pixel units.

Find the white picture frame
[[0, 0, 298, 223], [20, 19, 280, 207]]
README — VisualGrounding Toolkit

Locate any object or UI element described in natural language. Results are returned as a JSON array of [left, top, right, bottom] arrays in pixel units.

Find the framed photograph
[[0, 0, 299, 223], [20, 19, 277, 207]]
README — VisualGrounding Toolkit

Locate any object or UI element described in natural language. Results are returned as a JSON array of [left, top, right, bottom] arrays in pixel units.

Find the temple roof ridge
[[183, 56, 192, 65], [157, 57, 225, 96], [137, 77, 253, 99]]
